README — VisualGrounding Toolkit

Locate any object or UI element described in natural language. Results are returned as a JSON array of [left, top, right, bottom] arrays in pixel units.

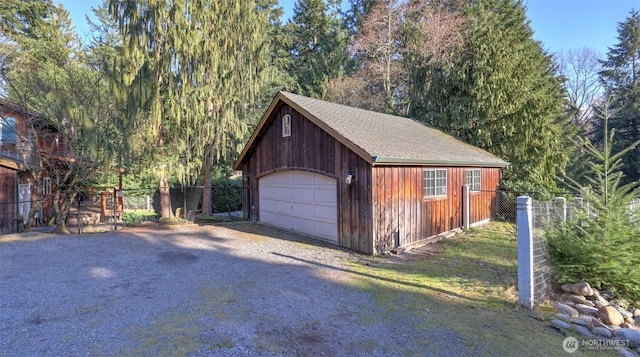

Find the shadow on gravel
[[271, 252, 487, 304]]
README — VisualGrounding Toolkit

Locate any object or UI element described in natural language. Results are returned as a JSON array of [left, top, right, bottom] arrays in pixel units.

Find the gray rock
[[635, 315, 640, 324], [633, 308, 640, 317], [566, 293, 594, 306], [593, 326, 613, 338], [575, 324, 594, 337], [615, 306, 634, 318], [570, 317, 589, 326], [593, 290, 611, 306], [573, 282, 594, 296], [576, 304, 599, 315], [613, 328, 640, 347], [555, 302, 580, 318], [619, 347, 637, 357], [556, 313, 571, 322], [552, 319, 572, 330]]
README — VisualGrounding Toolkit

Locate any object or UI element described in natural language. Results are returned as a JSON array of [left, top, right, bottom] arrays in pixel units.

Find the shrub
[[122, 211, 158, 227], [211, 177, 242, 213], [546, 117, 640, 301]]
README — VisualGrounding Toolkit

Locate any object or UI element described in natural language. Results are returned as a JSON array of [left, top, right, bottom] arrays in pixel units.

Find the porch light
[[345, 172, 354, 186]]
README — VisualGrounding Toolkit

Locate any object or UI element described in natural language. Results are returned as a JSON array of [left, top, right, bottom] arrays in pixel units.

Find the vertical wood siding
[[0, 167, 17, 234], [372, 166, 501, 253], [238, 104, 374, 253]]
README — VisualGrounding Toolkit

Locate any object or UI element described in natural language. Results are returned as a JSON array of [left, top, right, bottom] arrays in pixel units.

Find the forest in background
[[2, 0, 640, 224]]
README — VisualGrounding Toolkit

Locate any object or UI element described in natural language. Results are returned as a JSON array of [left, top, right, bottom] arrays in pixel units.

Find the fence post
[[462, 185, 470, 230], [553, 197, 566, 223], [517, 196, 534, 309]]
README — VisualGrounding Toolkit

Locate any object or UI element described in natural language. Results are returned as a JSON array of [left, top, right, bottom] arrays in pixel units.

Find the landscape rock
[[615, 306, 634, 318], [555, 313, 571, 322], [551, 319, 572, 330], [619, 348, 637, 357], [565, 293, 594, 306], [634, 309, 640, 317], [570, 317, 589, 326], [613, 299, 630, 310], [588, 317, 609, 330], [573, 282, 594, 296], [598, 305, 625, 326], [593, 290, 610, 306], [636, 316, 640, 325], [575, 304, 599, 316], [555, 302, 580, 318], [575, 324, 593, 337], [592, 326, 613, 338], [613, 328, 640, 347]]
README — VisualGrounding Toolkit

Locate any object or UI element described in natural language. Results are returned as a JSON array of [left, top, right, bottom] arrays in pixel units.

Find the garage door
[[259, 171, 338, 243]]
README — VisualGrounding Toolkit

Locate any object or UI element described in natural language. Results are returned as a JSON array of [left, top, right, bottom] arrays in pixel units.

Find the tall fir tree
[[600, 10, 640, 185], [408, 0, 568, 190], [108, 0, 270, 216], [285, 0, 351, 98]]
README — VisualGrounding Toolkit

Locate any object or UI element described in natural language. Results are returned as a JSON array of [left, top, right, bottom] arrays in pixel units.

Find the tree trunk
[[159, 174, 172, 218], [201, 143, 213, 216]]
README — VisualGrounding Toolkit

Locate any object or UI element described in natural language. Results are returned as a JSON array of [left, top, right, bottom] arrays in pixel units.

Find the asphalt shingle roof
[[279, 92, 509, 167]]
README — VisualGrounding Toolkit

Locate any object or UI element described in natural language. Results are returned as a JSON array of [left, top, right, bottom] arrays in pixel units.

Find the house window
[[465, 169, 481, 191], [43, 177, 52, 195], [424, 169, 447, 198], [282, 114, 291, 137], [0, 116, 16, 144]]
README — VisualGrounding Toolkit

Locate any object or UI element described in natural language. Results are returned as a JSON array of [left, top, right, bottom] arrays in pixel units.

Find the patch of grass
[[346, 222, 617, 356], [194, 213, 246, 224]]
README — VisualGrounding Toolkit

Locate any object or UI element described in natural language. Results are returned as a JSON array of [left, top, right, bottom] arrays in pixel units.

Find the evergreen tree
[[600, 10, 640, 184], [285, 0, 351, 98], [4, 2, 118, 232], [109, 0, 270, 216], [408, 0, 568, 190]]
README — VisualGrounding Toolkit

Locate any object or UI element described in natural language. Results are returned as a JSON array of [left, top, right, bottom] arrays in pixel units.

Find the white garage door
[[259, 171, 338, 243]]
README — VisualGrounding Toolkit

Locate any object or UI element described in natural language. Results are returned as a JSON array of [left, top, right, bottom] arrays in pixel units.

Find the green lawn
[[345, 223, 619, 356]]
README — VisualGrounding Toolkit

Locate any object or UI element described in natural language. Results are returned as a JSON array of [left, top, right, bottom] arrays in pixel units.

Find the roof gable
[[235, 92, 509, 169]]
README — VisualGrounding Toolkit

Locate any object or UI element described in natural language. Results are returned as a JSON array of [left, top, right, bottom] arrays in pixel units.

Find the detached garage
[[234, 91, 509, 254]]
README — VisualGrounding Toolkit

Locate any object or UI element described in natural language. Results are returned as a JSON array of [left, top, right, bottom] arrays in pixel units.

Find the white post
[[147, 195, 151, 211], [463, 185, 470, 230], [517, 196, 534, 309], [553, 197, 567, 223]]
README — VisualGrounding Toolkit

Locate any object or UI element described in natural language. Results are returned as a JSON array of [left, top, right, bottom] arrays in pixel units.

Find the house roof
[[235, 91, 509, 169]]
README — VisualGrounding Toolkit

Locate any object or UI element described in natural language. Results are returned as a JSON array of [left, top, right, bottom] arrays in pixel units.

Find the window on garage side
[[424, 169, 447, 198], [465, 169, 481, 191], [282, 114, 291, 137]]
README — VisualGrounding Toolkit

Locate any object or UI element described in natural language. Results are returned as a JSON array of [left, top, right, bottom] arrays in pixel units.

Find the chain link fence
[[0, 183, 243, 234]]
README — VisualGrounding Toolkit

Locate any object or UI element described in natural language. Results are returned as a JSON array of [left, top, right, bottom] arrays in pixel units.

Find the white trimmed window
[[424, 169, 447, 198], [43, 177, 52, 195], [282, 114, 291, 137], [465, 169, 481, 191]]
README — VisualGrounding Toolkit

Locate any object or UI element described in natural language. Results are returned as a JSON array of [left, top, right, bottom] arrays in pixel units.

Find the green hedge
[[211, 178, 242, 213]]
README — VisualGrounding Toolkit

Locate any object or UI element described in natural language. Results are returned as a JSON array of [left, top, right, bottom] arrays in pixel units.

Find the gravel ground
[[0, 222, 474, 356]]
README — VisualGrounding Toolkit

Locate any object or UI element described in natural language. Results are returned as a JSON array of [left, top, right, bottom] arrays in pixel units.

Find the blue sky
[[60, 0, 638, 56]]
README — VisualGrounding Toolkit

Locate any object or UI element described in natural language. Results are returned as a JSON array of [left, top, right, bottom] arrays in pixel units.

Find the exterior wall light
[[345, 172, 354, 186]]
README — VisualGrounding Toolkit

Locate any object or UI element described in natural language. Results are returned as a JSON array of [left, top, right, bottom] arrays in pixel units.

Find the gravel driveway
[[0, 223, 469, 357]]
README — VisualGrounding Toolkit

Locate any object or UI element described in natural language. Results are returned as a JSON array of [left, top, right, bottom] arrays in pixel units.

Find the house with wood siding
[[0, 100, 65, 234], [234, 91, 509, 254]]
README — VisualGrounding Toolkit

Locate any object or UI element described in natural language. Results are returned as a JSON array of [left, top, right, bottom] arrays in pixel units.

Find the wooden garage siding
[[372, 166, 501, 253], [239, 104, 375, 253], [0, 168, 17, 234]]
